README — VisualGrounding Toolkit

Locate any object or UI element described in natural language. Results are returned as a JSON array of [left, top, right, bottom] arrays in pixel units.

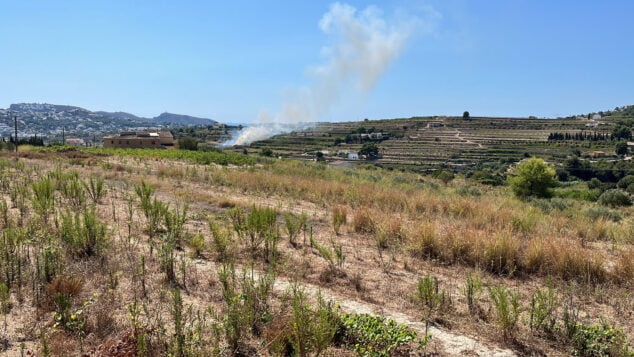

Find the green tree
[[261, 147, 273, 157], [617, 175, 634, 189], [463, 111, 470, 120], [615, 141, 629, 156], [508, 158, 558, 198], [433, 169, 455, 185], [177, 137, 198, 151], [358, 142, 379, 159], [612, 125, 632, 140]]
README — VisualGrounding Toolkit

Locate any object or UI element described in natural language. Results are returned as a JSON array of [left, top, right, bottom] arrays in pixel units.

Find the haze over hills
[[0, 103, 219, 140]]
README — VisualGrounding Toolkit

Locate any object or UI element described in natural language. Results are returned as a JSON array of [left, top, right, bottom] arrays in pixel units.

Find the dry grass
[[0, 152, 631, 356], [351, 208, 376, 233], [46, 276, 84, 300]]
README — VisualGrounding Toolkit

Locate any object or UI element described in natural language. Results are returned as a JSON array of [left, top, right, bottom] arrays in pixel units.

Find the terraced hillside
[[245, 116, 617, 171]]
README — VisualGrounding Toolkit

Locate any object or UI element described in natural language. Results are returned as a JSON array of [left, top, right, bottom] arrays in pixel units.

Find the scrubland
[[0, 147, 631, 356]]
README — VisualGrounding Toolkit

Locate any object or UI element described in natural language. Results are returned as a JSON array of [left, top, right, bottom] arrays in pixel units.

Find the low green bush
[[585, 207, 622, 222], [456, 186, 482, 197], [597, 189, 632, 207], [616, 175, 634, 189], [529, 198, 568, 212], [338, 313, 428, 357], [571, 322, 632, 357], [555, 188, 600, 202]]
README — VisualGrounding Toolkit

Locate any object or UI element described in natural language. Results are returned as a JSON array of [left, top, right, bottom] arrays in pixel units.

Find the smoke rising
[[221, 2, 432, 147]]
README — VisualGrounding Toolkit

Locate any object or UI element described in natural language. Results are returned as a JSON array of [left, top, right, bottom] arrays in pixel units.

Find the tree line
[[547, 132, 611, 141]]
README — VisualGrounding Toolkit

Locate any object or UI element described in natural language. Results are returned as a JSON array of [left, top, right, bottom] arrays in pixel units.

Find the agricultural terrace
[[0, 146, 631, 356], [243, 116, 620, 172]]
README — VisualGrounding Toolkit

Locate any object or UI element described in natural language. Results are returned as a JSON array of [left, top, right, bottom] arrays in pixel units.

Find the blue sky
[[0, 0, 632, 122]]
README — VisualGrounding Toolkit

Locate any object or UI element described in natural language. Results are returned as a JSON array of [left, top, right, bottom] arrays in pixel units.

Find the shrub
[[456, 186, 482, 197], [60, 176, 86, 208], [0, 282, 9, 314], [135, 181, 169, 238], [31, 177, 55, 222], [243, 206, 279, 262], [217, 263, 246, 353], [433, 169, 455, 185], [283, 287, 339, 357], [177, 137, 198, 151], [529, 283, 559, 333], [283, 212, 306, 247], [331, 206, 347, 235], [617, 175, 634, 189], [463, 272, 483, 314], [530, 197, 568, 213], [488, 286, 522, 339], [338, 313, 425, 357], [407, 223, 440, 259], [585, 207, 622, 222], [46, 276, 84, 300], [613, 249, 634, 284], [470, 170, 505, 186], [311, 237, 346, 274], [143, 198, 170, 238], [352, 209, 375, 234], [508, 158, 558, 198], [164, 203, 189, 248], [556, 188, 600, 202], [209, 220, 234, 262], [571, 322, 632, 357], [587, 178, 602, 190], [0, 199, 9, 228], [187, 233, 206, 258], [598, 189, 632, 207], [415, 275, 444, 330], [59, 209, 108, 258], [240, 270, 276, 336], [82, 177, 105, 204]]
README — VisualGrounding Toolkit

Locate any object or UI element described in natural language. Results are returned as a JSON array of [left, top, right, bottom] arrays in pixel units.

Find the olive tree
[[358, 142, 379, 160]]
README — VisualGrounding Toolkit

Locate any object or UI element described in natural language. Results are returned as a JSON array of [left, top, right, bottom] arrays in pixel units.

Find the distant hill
[[0, 103, 219, 140], [154, 112, 216, 125], [94, 111, 148, 122], [94, 111, 219, 125]]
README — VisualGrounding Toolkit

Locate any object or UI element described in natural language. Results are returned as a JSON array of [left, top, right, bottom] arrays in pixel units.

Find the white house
[[65, 138, 85, 147]]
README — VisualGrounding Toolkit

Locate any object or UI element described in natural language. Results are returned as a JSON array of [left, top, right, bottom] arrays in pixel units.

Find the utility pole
[[13, 115, 18, 155], [62, 127, 65, 144]]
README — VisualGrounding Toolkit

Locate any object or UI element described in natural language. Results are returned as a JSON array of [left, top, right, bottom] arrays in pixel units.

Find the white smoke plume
[[221, 2, 432, 147]]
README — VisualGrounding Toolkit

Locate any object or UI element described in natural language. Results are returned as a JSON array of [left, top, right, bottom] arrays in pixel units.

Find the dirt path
[[454, 131, 484, 148], [269, 277, 516, 357]]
